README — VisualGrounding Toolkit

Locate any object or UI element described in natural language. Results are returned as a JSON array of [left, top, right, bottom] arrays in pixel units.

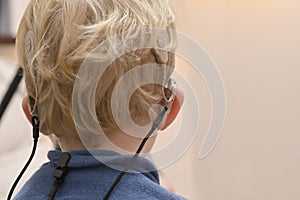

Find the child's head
[[17, 0, 177, 142]]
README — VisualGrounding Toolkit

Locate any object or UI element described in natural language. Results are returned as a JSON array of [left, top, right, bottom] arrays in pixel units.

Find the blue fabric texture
[[14, 150, 186, 200]]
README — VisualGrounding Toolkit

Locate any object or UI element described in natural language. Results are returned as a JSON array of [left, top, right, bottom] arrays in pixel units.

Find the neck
[[54, 128, 157, 154]]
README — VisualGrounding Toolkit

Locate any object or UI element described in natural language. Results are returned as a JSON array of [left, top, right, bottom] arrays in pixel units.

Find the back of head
[[16, 0, 176, 140]]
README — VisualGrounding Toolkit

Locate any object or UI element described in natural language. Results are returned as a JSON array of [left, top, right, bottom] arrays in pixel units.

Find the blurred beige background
[[1, 0, 300, 199]]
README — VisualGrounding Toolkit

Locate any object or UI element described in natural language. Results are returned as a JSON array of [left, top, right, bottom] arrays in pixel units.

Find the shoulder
[[14, 163, 53, 200]]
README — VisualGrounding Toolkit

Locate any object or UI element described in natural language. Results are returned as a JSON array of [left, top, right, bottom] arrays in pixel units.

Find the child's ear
[[160, 87, 184, 130], [22, 97, 33, 124]]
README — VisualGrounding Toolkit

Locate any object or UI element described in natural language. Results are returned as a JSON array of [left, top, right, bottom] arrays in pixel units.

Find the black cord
[[0, 67, 23, 122], [47, 152, 71, 200], [103, 107, 168, 200], [7, 116, 40, 200]]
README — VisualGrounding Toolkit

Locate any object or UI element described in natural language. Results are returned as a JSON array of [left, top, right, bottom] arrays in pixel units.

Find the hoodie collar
[[48, 150, 160, 184]]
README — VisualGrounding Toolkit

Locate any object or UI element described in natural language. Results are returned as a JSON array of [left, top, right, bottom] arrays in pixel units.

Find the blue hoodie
[[14, 150, 186, 200]]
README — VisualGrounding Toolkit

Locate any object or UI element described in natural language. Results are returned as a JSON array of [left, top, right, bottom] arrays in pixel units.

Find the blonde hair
[[16, 0, 176, 138]]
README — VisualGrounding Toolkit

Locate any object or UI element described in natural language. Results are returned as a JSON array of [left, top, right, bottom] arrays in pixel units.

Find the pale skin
[[21, 88, 184, 153]]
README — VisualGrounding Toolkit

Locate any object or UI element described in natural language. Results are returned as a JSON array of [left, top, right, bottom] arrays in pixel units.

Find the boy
[[14, 0, 185, 199]]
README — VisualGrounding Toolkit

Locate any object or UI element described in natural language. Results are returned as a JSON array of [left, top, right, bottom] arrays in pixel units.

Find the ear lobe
[[22, 97, 32, 124], [160, 87, 184, 130]]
